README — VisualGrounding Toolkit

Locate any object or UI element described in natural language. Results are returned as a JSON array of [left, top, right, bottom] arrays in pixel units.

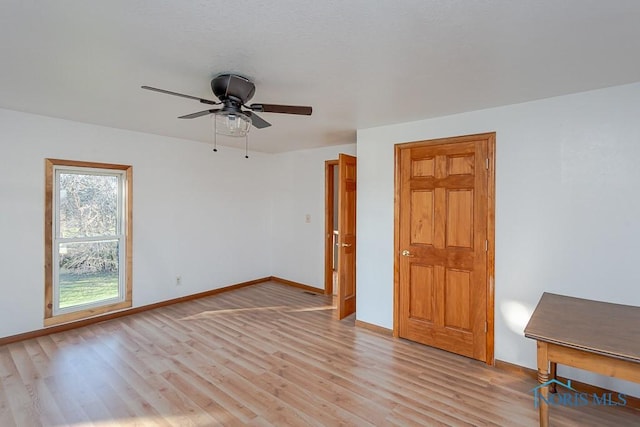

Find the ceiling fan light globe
[[213, 111, 251, 137]]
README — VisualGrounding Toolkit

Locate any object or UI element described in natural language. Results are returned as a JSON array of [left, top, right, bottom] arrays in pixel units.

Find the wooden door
[[337, 154, 357, 319], [395, 133, 494, 362]]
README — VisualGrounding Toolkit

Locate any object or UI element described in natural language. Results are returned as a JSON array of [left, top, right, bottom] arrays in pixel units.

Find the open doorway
[[325, 154, 357, 320], [324, 159, 338, 299]]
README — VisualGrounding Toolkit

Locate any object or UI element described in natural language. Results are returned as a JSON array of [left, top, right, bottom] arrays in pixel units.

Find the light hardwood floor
[[0, 282, 638, 426]]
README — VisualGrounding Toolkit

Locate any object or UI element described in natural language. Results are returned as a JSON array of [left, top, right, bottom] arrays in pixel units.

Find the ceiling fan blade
[[141, 86, 219, 105], [178, 109, 220, 119], [250, 103, 312, 115], [244, 111, 271, 129]]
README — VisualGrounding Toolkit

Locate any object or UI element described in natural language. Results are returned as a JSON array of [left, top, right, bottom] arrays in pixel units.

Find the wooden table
[[524, 292, 640, 427]]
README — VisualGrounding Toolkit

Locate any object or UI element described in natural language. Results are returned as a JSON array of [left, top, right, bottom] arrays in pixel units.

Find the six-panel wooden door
[[396, 134, 493, 362]]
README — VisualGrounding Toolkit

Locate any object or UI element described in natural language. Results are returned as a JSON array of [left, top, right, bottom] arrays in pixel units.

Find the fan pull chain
[[212, 116, 218, 152], [245, 134, 249, 159]]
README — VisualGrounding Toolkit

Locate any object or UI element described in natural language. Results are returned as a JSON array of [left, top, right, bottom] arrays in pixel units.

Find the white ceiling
[[2, 1, 640, 153]]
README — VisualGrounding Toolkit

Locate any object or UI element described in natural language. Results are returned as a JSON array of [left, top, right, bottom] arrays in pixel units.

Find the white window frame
[[52, 166, 126, 315]]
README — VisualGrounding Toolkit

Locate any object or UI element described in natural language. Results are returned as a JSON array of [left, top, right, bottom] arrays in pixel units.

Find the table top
[[524, 292, 640, 363]]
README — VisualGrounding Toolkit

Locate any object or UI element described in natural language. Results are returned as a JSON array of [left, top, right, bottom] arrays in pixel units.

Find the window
[[45, 159, 132, 325]]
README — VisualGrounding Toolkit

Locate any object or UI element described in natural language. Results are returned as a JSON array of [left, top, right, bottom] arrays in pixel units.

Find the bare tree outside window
[[57, 172, 121, 308], [59, 173, 118, 238]]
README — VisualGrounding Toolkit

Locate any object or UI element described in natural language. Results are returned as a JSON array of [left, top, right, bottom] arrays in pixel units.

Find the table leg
[[549, 362, 557, 393], [536, 341, 549, 427]]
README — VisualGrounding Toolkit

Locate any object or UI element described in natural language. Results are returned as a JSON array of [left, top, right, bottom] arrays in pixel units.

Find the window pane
[[58, 240, 119, 309], [59, 172, 118, 238]]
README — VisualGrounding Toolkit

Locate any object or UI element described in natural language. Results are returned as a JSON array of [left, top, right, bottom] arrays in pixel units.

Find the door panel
[[337, 154, 357, 319], [410, 190, 435, 245], [412, 157, 435, 177], [409, 264, 435, 322], [446, 189, 473, 248], [444, 268, 471, 330], [397, 135, 493, 362]]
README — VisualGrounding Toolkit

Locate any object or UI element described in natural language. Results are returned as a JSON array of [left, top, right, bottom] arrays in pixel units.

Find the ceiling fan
[[142, 74, 312, 135]]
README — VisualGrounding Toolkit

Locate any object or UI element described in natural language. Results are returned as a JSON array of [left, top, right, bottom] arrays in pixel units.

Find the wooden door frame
[[324, 159, 339, 295], [393, 132, 496, 365]]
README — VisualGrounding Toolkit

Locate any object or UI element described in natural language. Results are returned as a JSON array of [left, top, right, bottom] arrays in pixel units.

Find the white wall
[[270, 144, 356, 288], [357, 82, 640, 397], [0, 108, 273, 338]]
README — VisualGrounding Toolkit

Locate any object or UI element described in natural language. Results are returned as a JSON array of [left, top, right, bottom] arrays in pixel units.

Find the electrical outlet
[[176, 275, 182, 286]]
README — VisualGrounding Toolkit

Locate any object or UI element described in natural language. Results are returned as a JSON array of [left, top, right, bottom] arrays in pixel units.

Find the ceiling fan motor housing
[[211, 74, 256, 105]]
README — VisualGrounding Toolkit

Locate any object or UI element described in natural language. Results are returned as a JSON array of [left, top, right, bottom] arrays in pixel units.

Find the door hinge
[[484, 321, 488, 333], [485, 240, 488, 251], [486, 158, 489, 169]]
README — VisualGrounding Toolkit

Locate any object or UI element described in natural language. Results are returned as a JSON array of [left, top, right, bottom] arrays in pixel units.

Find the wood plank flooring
[[0, 281, 638, 426]]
